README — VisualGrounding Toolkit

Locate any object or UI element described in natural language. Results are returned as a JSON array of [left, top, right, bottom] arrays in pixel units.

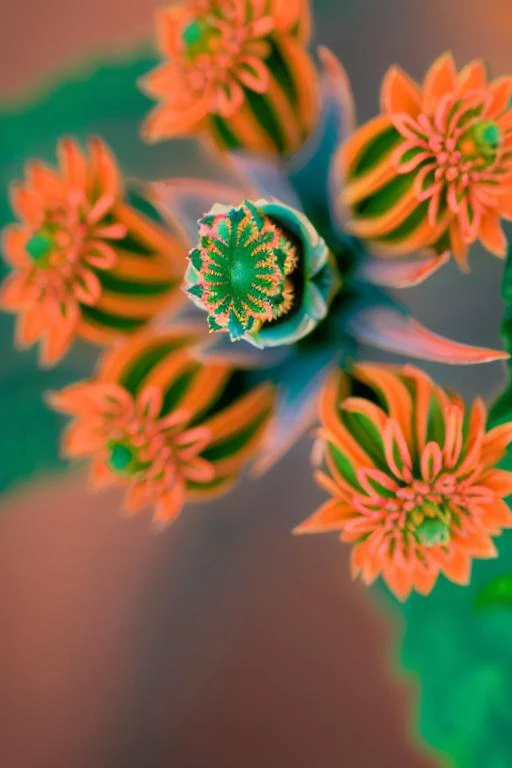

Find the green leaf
[[490, 244, 512, 427], [474, 575, 512, 610]]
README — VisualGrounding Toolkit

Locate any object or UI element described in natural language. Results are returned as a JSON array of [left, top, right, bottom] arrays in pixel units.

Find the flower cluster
[[2, 0, 512, 601]]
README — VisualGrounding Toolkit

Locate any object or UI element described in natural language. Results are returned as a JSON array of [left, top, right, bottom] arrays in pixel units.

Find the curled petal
[[236, 56, 269, 93], [383, 419, 412, 479], [72, 267, 102, 306], [85, 241, 118, 270], [138, 386, 163, 420], [421, 442, 443, 482]]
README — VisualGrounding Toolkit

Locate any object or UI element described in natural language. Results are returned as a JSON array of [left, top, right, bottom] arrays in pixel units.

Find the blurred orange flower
[[1, 138, 186, 365], [340, 53, 512, 269], [141, 0, 318, 155], [296, 364, 512, 600], [1, 138, 126, 363], [50, 331, 274, 527]]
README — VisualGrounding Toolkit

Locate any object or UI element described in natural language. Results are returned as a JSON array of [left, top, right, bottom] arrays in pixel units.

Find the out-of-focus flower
[[140, 0, 318, 156], [185, 197, 337, 347], [1, 138, 185, 364], [296, 364, 512, 599], [339, 53, 512, 269], [49, 330, 274, 526]]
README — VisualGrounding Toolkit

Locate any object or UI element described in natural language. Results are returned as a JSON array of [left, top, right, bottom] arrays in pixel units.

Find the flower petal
[[479, 214, 507, 258], [346, 305, 509, 364], [380, 65, 421, 117], [58, 137, 88, 189], [357, 251, 450, 288], [293, 499, 352, 534], [422, 52, 457, 114], [458, 59, 487, 91], [152, 483, 186, 529], [88, 137, 122, 199], [2, 225, 30, 267]]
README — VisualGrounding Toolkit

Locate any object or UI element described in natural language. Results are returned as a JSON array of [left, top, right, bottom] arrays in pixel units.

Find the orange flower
[[296, 364, 512, 600], [339, 53, 512, 269], [50, 331, 274, 527], [1, 137, 184, 364], [141, 0, 318, 155]]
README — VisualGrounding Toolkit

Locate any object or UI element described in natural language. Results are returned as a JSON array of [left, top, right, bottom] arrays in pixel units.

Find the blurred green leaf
[[474, 575, 512, 610], [489, 244, 512, 426]]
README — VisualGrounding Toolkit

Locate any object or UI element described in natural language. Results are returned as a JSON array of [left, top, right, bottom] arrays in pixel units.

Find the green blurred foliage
[[395, 244, 512, 767]]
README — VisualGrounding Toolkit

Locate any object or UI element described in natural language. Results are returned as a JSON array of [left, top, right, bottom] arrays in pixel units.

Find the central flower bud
[[186, 200, 297, 341], [185, 198, 336, 347]]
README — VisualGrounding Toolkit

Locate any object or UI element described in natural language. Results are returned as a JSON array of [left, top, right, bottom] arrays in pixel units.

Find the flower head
[[1, 138, 184, 364], [141, 0, 318, 155], [50, 331, 274, 526], [340, 53, 512, 269], [187, 200, 296, 339], [296, 364, 512, 599], [185, 198, 337, 347]]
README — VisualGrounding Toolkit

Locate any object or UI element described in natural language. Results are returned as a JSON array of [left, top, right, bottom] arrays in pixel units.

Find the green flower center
[[182, 20, 203, 46], [187, 201, 297, 341], [26, 229, 55, 266], [461, 120, 502, 165], [182, 18, 219, 58], [415, 517, 451, 547], [473, 120, 502, 152], [107, 441, 144, 476], [231, 257, 256, 290]]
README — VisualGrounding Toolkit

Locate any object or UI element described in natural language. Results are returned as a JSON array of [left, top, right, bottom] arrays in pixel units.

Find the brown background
[[2, 1, 511, 766]]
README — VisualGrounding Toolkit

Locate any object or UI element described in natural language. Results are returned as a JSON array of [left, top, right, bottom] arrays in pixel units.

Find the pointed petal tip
[[151, 517, 176, 534], [359, 250, 450, 289], [44, 389, 61, 410], [348, 305, 509, 364], [292, 522, 310, 535]]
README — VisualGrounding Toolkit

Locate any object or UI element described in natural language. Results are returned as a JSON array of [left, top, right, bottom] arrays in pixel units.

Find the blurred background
[[2, 1, 512, 766]]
